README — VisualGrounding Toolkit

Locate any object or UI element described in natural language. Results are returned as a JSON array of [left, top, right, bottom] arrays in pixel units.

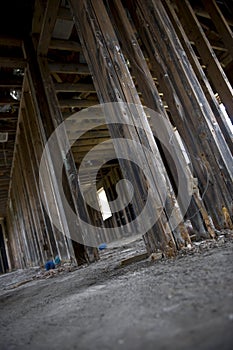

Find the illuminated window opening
[[97, 187, 112, 221]]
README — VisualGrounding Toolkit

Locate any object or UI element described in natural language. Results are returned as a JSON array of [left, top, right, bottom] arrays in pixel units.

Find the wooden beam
[[72, 143, 115, 153], [22, 92, 67, 261], [6, 200, 24, 269], [10, 158, 31, 266], [49, 39, 82, 52], [37, 0, 61, 56], [69, 137, 109, 147], [131, 0, 233, 228], [68, 130, 110, 141], [0, 113, 18, 121], [55, 82, 95, 93], [19, 110, 55, 264], [15, 139, 40, 265], [0, 78, 23, 89], [164, 0, 233, 154], [7, 192, 25, 268], [24, 37, 99, 261], [49, 62, 90, 74], [202, 0, 233, 59], [0, 98, 19, 106], [69, 0, 180, 257], [0, 36, 22, 47], [0, 57, 26, 68], [32, 0, 45, 35], [192, 6, 233, 27], [173, 0, 233, 122], [59, 98, 98, 108]]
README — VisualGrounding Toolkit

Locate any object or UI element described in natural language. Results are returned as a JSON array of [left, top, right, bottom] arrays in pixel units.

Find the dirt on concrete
[[0, 236, 233, 350]]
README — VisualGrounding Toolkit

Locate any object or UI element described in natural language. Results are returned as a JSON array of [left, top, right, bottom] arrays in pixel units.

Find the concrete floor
[[0, 238, 233, 350]]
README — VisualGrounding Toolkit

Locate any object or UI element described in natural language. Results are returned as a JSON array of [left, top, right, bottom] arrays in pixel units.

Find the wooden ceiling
[[0, 0, 232, 216]]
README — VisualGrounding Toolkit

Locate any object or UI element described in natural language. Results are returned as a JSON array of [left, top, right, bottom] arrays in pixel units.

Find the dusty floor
[[0, 237, 233, 350]]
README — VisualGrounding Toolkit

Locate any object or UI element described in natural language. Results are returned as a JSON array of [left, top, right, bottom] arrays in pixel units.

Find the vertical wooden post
[[69, 0, 192, 256], [21, 108, 51, 263], [18, 120, 49, 264], [23, 91, 64, 261], [10, 174, 30, 268], [23, 38, 99, 263], [23, 84, 75, 263], [163, 0, 233, 155], [6, 202, 23, 269], [14, 153, 37, 266], [108, 0, 193, 243], [0, 219, 12, 271], [173, 0, 233, 121], [16, 153, 40, 265], [129, 0, 233, 229]]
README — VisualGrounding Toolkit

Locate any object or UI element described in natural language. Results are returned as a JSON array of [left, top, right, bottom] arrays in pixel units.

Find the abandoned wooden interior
[[0, 0, 232, 273]]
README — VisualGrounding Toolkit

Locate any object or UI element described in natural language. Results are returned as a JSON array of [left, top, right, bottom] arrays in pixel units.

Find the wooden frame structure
[[0, 0, 232, 270]]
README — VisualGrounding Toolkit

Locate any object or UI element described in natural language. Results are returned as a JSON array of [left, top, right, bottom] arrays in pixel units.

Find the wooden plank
[[164, 0, 233, 154], [32, 0, 45, 34], [21, 107, 53, 263], [69, 137, 109, 147], [118, 252, 149, 267], [15, 142, 40, 265], [23, 87, 76, 262], [0, 36, 22, 47], [55, 82, 95, 93], [0, 121, 18, 131], [0, 113, 18, 121], [49, 62, 90, 74], [131, 0, 233, 229], [173, 0, 233, 122], [10, 161, 31, 267], [109, 0, 191, 248], [0, 79, 23, 88], [24, 37, 99, 262], [49, 39, 82, 51], [7, 191, 26, 268], [202, 0, 233, 59], [4, 207, 18, 269], [69, 0, 179, 257], [59, 98, 98, 108], [0, 57, 26, 68], [0, 99, 19, 106], [23, 92, 64, 261], [0, 219, 12, 271], [38, 0, 61, 56], [192, 6, 233, 27]]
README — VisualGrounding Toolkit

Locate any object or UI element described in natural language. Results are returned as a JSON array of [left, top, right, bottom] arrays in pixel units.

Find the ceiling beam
[[0, 57, 26, 68], [0, 113, 18, 120], [49, 62, 90, 74], [59, 99, 98, 108], [193, 6, 233, 27], [0, 78, 23, 89], [0, 36, 22, 47], [55, 82, 95, 93], [0, 98, 20, 106], [37, 0, 61, 56], [202, 0, 233, 59], [49, 39, 82, 52]]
